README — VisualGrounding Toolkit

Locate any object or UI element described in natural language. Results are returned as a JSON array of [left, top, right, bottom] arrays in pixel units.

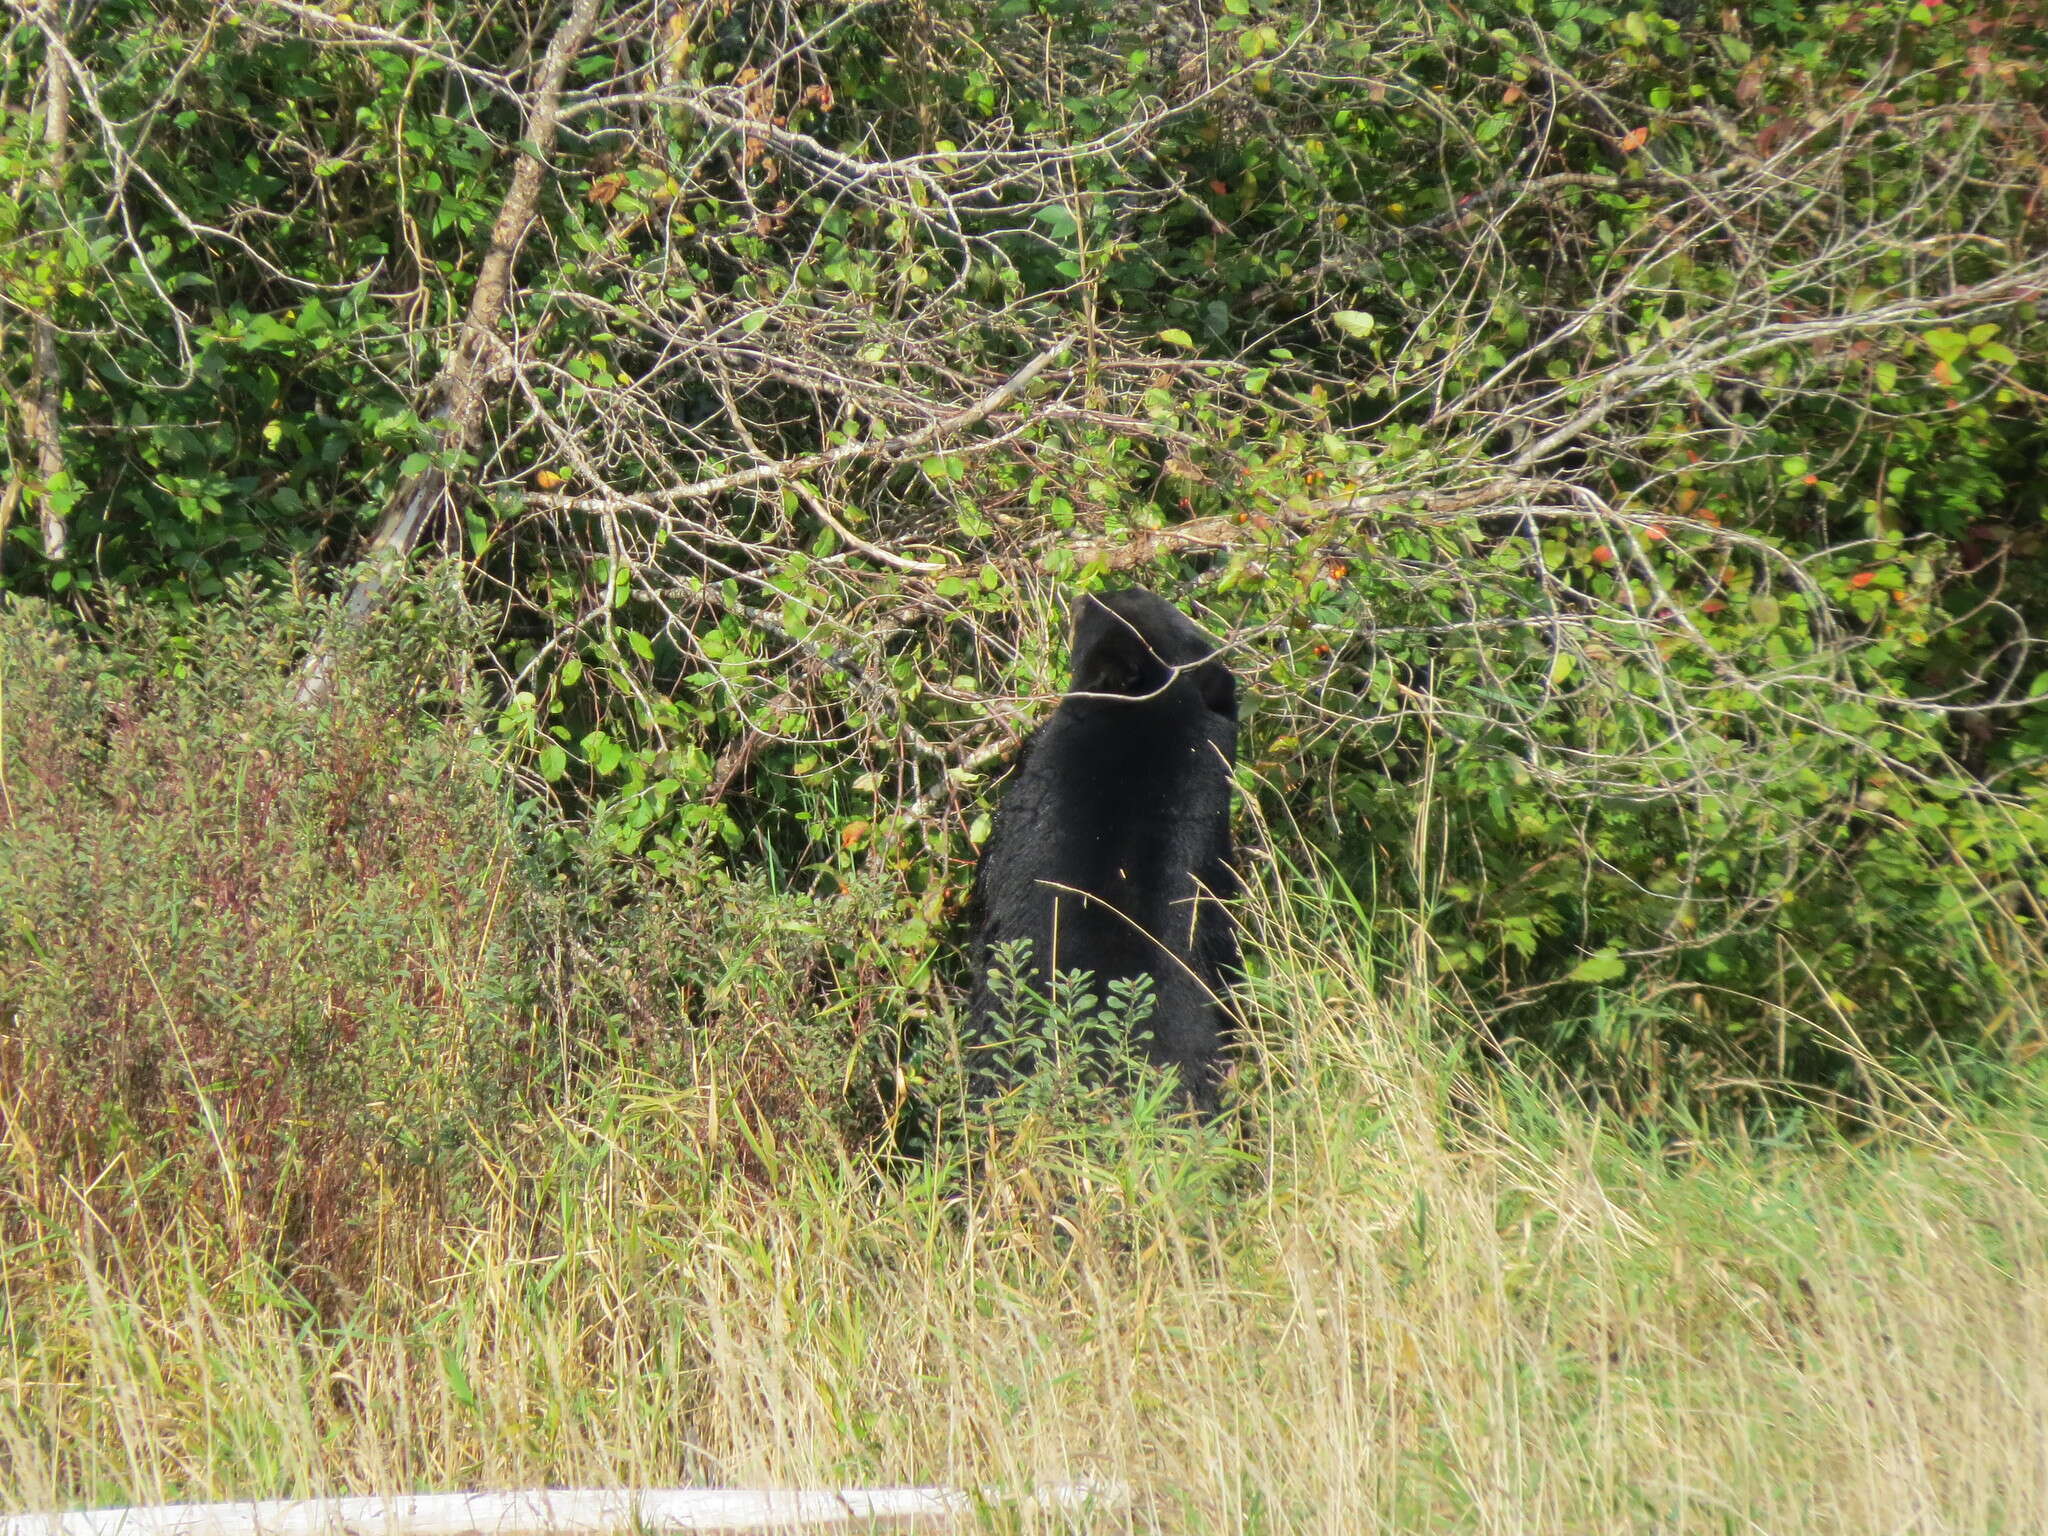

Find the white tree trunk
[[25, 27, 70, 564], [293, 0, 607, 707]]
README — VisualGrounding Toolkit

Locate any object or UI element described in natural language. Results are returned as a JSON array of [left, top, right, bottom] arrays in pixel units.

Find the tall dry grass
[[5, 595, 2046, 1532], [6, 869, 2048, 1533]]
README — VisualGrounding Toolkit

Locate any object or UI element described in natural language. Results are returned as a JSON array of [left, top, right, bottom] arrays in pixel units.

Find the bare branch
[[533, 338, 1071, 519]]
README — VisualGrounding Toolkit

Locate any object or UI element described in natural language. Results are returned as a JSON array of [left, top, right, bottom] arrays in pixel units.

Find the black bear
[[965, 588, 1241, 1113]]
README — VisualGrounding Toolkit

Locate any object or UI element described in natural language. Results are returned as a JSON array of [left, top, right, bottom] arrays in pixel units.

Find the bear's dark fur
[[965, 589, 1240, 1112]]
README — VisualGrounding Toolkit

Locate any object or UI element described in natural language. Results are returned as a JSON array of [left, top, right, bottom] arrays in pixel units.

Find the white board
[[0, 1483, 1123, 1536]]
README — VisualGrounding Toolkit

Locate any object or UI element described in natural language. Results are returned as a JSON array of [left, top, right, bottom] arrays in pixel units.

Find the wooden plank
[[2, 1484, 1121, 1536]]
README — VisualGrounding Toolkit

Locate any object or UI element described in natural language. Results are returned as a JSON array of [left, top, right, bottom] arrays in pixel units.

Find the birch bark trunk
[[23, 30, 70, 564], [296, 0, 608, 706]]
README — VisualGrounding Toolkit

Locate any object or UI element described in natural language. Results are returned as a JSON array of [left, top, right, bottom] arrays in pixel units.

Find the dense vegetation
[[6, 605, 2048, 1531], [1, 2, 2046, 1519], [0, 0, 2042, 1097]]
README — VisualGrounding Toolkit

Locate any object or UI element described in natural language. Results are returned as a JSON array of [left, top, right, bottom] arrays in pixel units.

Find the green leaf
[[1331, 311, 1377, 339], [1158, 328, 1196, 350], [1034, 205, 1078, 238], [582, 731, 624, 775], [1924, 329, 1968, 364], [537, 744, 568, 781], [1570, 949, 1627, 983]]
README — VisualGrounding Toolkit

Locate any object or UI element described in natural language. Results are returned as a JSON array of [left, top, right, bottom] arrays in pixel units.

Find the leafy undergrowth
[[0, 592, 906, 1300]]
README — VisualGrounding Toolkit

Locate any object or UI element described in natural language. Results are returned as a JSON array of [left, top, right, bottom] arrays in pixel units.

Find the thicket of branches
[[1, 0, 2044, 1099]]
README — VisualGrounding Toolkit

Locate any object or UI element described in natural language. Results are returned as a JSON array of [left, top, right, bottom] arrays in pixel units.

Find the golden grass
[[5, 888, 2047, 1533]]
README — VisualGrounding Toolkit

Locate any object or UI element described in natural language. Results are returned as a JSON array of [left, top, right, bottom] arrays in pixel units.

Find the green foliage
[[923, 939, 1189, 1139], [0, 0, 2042, 1103], [1216, 507, 2048, 1100], [0, 582, 524, 1275]]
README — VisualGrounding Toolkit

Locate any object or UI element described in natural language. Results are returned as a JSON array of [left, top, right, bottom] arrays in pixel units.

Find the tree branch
[[533, 338, 1072, 518], [23, 18, 70, 564], [297, 0, 607, 707]]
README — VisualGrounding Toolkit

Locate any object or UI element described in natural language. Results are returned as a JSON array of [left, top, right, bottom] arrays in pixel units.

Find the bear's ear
[[1197, 659, 1237, 720], [1071, 620, 1152, 696]]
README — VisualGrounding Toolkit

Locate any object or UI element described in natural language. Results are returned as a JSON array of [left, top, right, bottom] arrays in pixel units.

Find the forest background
[[2, 0, 2048, 1527]]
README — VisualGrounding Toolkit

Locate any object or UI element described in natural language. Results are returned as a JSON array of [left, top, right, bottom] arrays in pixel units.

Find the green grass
[[6, 875, 2048, 1532]]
